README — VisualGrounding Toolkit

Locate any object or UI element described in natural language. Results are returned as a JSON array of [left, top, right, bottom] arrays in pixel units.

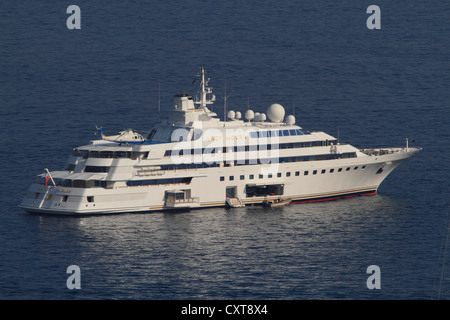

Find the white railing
[[361, 148, 399, 156]]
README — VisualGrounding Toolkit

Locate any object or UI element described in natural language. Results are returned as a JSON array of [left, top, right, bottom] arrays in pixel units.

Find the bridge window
[[85, 166, 110, 173]]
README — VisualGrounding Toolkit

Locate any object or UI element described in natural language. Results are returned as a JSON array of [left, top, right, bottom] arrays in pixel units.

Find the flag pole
[[44, 168, 56, 186]]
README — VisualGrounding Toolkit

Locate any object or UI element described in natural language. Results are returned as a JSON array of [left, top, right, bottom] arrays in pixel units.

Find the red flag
[[45, 174, 50, 188]]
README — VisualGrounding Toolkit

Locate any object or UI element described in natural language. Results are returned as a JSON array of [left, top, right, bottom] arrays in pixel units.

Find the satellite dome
[[267, 104, 285, 123], [254, 112, 261, 121], [260, 113, 266, 122], [245, 110, 254, 121], [235, 111, 241, 119], [285, 115, 295, 125], [227, 110, 235, 120]]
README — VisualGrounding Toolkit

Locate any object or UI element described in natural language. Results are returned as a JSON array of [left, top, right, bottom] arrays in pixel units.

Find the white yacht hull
[[20, 147, 419, 216]]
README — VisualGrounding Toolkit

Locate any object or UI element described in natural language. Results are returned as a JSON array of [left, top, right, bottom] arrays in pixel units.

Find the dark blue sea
[[1, 0, 449, 302]]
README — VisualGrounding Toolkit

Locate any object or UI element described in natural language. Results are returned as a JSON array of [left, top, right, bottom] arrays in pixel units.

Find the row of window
[[35, 194, 94, 203], [249, 129, 305, 138], [36, 178, 109, 188], [71, 152, 358, 173], [37, 163, 370, 189], [72, 137, 335, 161], [72, 149, 149, 160], [148, 128, 306, 142], [126, 177, 192, 186], [68, 152, 357, 173], [158, 152, 356, 170], [84, 166, 110, 173], [35, 176, 193, 189], [164, 140, 338, 156], [219, 165, 367, 181]]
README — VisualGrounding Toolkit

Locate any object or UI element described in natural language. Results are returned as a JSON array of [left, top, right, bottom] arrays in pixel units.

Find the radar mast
[[194, 67, 216, 110]]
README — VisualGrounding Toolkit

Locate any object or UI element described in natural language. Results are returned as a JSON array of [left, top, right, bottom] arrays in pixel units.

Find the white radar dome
[[260, 113, 266, 122], [267, 103, 285, 123], [285, 115, 295, 125], [227, 110, 235, 120], [245, 110, 254, 121], [235, 111, 241, 119]]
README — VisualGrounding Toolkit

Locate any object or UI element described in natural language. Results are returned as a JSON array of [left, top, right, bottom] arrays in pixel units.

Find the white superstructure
[[20, 68, 421, 215]]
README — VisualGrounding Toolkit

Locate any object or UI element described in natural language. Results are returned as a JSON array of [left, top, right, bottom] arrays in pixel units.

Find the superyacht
[[20, 67, 421, 215]]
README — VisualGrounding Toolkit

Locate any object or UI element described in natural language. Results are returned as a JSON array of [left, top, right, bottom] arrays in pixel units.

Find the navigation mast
[[194, 66, 216, 110]]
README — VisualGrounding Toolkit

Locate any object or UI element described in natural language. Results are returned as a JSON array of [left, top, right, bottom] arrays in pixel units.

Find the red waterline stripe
[[291, 190, 377, 204]]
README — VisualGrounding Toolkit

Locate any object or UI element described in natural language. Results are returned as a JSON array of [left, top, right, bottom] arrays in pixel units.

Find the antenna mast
[[201, 66, 206, 108], [224, 81, 227, 121], [194, 67, 215, 110], [292, 98, 295, 117], [223, 80, 232, 122], [158, 81, 161, 121], [337, 125, 340, 145]]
